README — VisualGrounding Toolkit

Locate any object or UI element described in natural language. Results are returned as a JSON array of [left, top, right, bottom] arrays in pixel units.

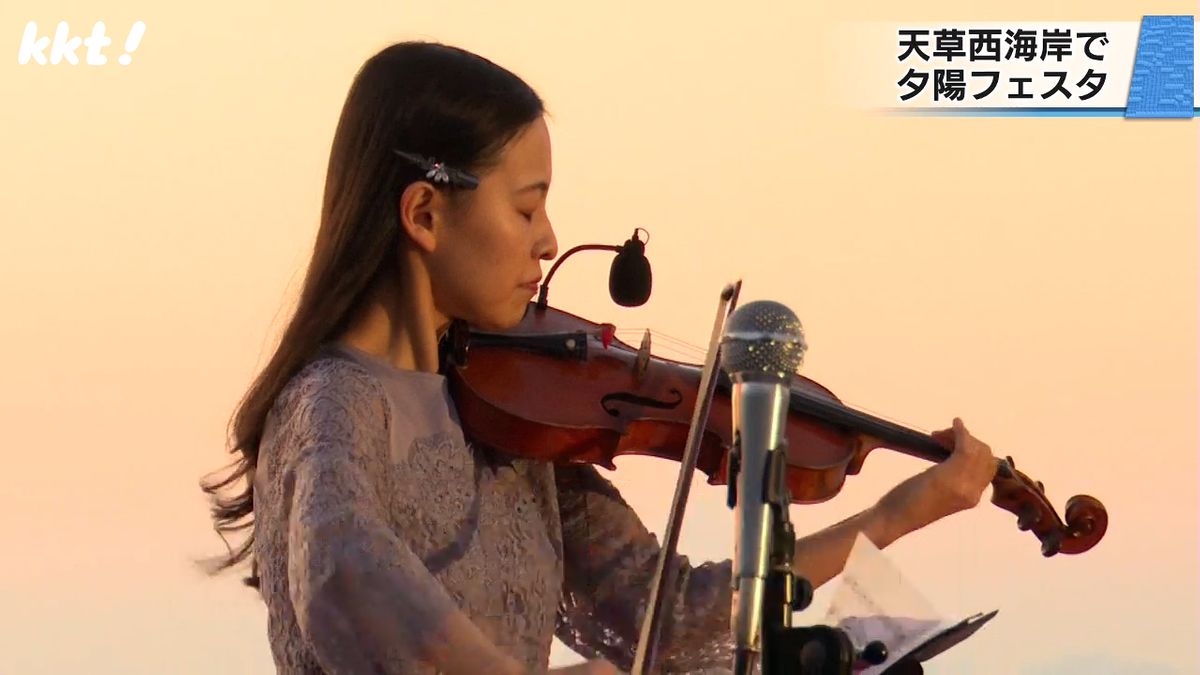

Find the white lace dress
[[251, 342, 736, 674]]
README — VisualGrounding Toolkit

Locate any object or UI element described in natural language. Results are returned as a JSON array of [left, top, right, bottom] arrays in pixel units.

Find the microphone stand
[[731, 433, 877, 675], [610, 279, 888, 674]]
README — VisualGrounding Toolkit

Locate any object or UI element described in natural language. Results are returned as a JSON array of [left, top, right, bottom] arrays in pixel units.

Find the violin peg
[[1036, 480, 1045, 493], [994, 458, 1014, 480], [1005, 455, 1015, 469], [1041, 530, 1063, 557], [1017, 503, 1040, 531]]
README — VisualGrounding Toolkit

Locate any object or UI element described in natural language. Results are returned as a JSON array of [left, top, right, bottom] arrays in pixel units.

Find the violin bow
[[630, 279, 742, 675]]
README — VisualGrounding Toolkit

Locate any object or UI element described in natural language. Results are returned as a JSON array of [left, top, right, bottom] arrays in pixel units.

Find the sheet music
[[822, 533, 978, 674]]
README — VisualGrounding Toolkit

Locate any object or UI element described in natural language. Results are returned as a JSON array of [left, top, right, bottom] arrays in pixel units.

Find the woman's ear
[[397, 181, 440, 254]]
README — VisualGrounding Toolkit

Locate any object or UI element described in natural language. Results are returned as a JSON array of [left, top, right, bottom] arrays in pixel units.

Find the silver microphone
[[720, 300, 807, 674]]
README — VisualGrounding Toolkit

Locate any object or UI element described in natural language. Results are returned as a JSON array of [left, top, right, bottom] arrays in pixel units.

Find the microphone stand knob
[[790, 573, 813, 612], [859, 640, 889, 665]]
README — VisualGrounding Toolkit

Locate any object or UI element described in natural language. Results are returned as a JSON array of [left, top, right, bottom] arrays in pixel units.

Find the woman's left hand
[[876, 417, 999, 537]]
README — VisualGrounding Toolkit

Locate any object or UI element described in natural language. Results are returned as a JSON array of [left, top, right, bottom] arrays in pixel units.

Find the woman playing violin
[[201, 41, 998, 675]]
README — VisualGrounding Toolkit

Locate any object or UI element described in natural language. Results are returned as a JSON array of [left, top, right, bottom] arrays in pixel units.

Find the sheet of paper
[[822, 533, 950, 674]]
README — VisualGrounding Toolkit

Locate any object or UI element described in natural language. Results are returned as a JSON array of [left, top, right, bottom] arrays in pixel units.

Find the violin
[[445, 301, 1107, 558]]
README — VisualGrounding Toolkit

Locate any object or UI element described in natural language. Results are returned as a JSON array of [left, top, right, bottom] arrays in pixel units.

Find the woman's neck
[[334, 263, 448, 374]]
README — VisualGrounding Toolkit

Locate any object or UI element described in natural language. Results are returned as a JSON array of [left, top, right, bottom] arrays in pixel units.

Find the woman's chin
[[469, 303, 529, 332], [500, 303, 531, 329]]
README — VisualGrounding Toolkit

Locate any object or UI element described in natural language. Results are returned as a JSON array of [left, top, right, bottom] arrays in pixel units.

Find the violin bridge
[[635, 329, 651, 382]]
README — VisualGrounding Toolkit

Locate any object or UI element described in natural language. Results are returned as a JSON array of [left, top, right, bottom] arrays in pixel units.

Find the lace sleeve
[[269, 361, 461, 673], [553, 464, 735, 674]]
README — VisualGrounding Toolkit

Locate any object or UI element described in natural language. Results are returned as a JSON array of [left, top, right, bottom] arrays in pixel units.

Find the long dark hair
[[200, 41, 545, 588]]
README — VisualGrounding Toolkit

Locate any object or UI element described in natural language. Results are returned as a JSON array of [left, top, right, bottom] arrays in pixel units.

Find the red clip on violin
[[445, 299, 1107, 559]]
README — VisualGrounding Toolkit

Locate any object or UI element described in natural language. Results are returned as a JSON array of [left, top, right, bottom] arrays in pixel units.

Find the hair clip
[[393, 149, 480, 189]]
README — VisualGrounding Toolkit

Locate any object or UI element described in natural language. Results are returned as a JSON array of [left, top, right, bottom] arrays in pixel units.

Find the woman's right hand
[[548, 659, 623, 675]]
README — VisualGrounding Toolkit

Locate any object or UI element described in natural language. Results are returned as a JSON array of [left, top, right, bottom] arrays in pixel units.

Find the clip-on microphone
[[536, 228, 652, 310]]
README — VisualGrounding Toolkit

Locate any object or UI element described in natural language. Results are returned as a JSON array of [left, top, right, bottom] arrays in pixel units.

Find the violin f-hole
[[600, 388, 684, 417]]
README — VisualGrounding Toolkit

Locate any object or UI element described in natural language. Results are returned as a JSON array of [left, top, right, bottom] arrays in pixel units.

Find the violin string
[[612, 329, 706, 354], [611, 329, 709, 360], [831, 398, 931, 435], [612, 329, 935, 436]]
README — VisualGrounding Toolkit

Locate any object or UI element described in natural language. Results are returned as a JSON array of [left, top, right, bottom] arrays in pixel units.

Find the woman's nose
[[538, 218, 558, 261]]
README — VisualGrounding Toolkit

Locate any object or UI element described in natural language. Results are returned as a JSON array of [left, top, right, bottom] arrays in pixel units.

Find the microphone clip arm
[[536, 243, 620, 310]]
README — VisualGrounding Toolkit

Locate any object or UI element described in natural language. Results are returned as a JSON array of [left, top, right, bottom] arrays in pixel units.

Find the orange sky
[[1, 2, 1195, 673]]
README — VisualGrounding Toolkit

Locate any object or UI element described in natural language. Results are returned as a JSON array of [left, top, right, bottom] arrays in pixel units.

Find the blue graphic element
[[1126, 16, 1194, 118]]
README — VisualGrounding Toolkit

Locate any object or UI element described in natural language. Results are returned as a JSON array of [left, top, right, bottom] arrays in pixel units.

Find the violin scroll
[[990, 456, 1108, 557]]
